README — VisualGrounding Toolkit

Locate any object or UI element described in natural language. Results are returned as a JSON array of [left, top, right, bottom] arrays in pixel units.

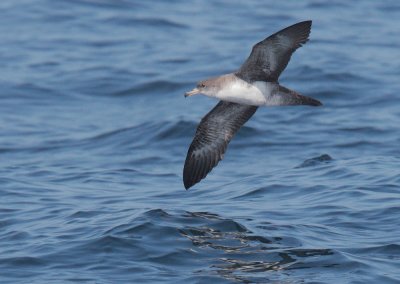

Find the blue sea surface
[[1, 0, 400, 283]]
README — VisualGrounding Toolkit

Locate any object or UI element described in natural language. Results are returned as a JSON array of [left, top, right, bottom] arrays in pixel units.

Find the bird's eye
[[200, 83, 205, 88]]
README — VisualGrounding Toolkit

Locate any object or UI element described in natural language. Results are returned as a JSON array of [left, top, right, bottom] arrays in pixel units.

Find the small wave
[[72, 235, 143, 257], [338, 126, 387, 134], [154, 120, 196, 140], [105, 16, 188, 30], [158, 58, 190, 64], [0, 256, 46, 267], [69, 210, 104, 219], [307, 1, 351, 8], [335, 141, 383, 148], [66, 0, 138, 10], [349, 244, 400, 255], [296, 154, 333, 168], [88, 125, 141, 141], [233, 184, 297, 200], [291, 66, 375, 87], [112, 80, 187, 96], [82, 121, 162, 147], [3, 82, 70, 102]]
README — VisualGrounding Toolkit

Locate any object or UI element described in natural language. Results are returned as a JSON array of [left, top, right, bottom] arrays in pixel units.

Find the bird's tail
[[277, 85, 322, 106]]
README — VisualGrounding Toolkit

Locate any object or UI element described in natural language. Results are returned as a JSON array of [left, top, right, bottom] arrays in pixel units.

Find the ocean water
[[1, 0, 400, 283]]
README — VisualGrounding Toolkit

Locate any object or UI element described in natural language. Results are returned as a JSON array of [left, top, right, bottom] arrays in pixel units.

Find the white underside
[[213, 80, 281, 106]]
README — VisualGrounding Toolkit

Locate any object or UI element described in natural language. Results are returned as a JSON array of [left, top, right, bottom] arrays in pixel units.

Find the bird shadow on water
[[177, 211, 338, 283]]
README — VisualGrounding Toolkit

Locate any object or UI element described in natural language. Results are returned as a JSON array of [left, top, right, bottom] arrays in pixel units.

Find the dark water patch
[[335, 140, 383, 148], [26, 170, 55, 178], [81, 235, 142, 254], [349, 244, 400, 256], [29, 61, 60, 69], [158, 58, 190, 64], [0, 139, 81, 155], [65, 0, 139, 10], [65, 168, 177, 185], [307, 1, 350, 9], [105, 16, 188, 29], [81, 121, 166, 150], [3, 83, 66, 102], [81, 38, 135, 48], [133, 156, 165, 164], [1, 230, 31, 241], [0, 256, 46, 267], [323, 72, 369, 83], [112, 80, 187, 96], [232, 184, 296, 200], [50, 170, 130, 184], [40, 12, 78, 23], [290, 66, 373, 84], [148, 249, 199, 267], [365, 182, 400, 194], [0, 207, 18, 214], [296, 154, 333, 168], [154, 120, 195, 140], [338, 126, 387, 135], [87, 125, 144, 142], [69, 210, 104, 219]]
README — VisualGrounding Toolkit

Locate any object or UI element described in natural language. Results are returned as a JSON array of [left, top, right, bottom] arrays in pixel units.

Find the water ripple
[[1, 0, 400, 283]]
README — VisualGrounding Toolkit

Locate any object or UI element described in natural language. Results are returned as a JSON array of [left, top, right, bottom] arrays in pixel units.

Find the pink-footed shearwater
[[183, 20, 322, 189]]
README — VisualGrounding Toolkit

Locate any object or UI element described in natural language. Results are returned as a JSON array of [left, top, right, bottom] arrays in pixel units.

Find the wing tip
[[183, 174, 195, 190], [312, 99, 323, 106], [296, 20, 312, 29], [182, 161, 210, 190], [295, 19, 312, 36], [183, 164, 195, 190], [302, 95, 322, 106], [289, 20, 313, 48], [183, 157, 204, 190]]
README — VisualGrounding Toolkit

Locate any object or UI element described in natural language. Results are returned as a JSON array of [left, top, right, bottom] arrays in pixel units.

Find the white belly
[[214, 80, 278, 106]]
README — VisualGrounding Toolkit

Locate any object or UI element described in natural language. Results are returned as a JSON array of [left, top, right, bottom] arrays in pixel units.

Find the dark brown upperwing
[[236, 21, 312, 82], [183, 101, 258, 189]]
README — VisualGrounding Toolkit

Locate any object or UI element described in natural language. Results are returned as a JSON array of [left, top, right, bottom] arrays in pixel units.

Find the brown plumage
[[184, 21, 320, 189]]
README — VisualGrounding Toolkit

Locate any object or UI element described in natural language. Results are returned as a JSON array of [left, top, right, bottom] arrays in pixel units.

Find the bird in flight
[[183, 21, 322, 189]]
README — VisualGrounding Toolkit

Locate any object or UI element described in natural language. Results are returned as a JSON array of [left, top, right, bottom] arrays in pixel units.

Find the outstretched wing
[[183, 101, 258, 189], [236, 20, 312, 82]]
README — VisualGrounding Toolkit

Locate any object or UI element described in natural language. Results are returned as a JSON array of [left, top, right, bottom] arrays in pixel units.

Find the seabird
[[183, 20, 322, 189]]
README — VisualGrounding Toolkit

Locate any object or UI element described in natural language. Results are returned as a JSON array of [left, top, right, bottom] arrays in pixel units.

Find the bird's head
[[185, 78, 219, 98]]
